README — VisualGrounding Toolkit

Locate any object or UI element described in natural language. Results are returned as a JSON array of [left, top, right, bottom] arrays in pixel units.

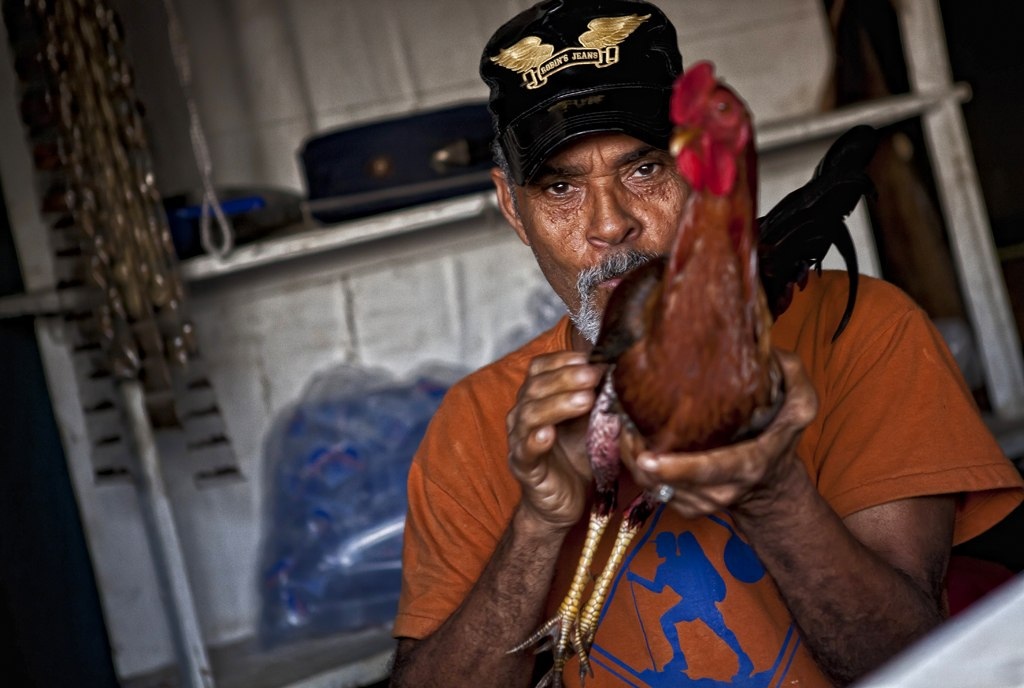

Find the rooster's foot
[[509, 611, 582, 688], [510, 510, 612, 687]]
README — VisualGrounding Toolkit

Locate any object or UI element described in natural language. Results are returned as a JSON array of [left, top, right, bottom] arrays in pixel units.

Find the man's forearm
[[390, 508, 567, 688], [734, 466, 948, 686]]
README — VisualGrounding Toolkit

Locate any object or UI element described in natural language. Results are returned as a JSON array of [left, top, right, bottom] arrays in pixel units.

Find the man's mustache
[[576, 250, 660, 298]]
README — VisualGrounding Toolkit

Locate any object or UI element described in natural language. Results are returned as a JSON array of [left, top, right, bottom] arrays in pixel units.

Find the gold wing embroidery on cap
[[577, 14, 651, 49], [490, 36, 555, 74]]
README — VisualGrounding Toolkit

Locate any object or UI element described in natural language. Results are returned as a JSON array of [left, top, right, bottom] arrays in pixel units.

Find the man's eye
[[633, 162, 660, 178], [546, 181, 572, 195]]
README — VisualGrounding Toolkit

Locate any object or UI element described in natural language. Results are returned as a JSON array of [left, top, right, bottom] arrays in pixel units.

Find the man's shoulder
[[773, 270, 921, 348], [802, 269, 917, 317], [453, 316, 573, 398]]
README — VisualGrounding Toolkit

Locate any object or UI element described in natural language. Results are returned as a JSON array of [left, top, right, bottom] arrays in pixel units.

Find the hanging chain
[[11, 0, 196, 395]]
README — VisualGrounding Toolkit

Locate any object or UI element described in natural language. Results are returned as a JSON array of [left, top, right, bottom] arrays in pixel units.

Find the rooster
[[512, 61, 878, 688]]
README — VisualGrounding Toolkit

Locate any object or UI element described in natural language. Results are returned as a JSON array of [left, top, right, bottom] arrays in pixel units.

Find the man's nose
[[587, 184, 640, 248]]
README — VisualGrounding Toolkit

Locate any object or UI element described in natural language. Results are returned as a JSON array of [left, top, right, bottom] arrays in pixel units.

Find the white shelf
[[0, 86, 973, 315], [122, 629, 395, 688], [756, 83, 971, 150], [179, 192, 498, 284], [210, 629, 395, 688]]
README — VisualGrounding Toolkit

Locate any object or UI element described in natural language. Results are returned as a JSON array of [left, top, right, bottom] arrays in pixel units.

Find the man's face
[[494, 132, 688, 343]]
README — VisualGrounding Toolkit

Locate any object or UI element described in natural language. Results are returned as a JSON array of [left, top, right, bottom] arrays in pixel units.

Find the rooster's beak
[[669, 127, 696, 157]]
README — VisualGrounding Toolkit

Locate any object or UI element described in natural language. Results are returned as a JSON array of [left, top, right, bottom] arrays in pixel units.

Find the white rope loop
[[163, 0, 234, 258]]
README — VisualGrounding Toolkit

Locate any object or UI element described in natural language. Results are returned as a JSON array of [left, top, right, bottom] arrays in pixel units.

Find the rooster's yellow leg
[[509, 510, 610, 688], [575, 494, 656, 682]]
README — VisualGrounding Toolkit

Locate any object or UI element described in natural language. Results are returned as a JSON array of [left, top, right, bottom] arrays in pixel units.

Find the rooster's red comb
[[670, 61, 717, 127]]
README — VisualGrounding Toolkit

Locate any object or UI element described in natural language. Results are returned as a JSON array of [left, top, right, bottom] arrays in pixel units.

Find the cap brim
[[501, 85, 674, 185]]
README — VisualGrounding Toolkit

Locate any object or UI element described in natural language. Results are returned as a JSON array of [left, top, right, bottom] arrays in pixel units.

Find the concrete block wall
[[44, 0, 842, 681], [119, 0, 834, 194]]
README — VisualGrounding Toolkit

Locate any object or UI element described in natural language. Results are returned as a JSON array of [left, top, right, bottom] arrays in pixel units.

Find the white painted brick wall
[[348, 259, 464, 373], [120, 0, 831, 193]]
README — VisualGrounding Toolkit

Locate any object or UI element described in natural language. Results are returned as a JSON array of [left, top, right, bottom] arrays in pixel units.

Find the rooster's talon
[[508, 616, 558, 656], [512, 613, 580, 688], [572, 624, 596, 682]]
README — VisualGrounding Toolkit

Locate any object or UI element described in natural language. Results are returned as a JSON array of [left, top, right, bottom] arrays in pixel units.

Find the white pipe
[[120, 379, 214, 688]]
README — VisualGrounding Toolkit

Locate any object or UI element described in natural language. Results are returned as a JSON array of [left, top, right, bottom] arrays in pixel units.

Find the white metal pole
[[897, 0, 1024, 419], [119, 379, 214, 688]]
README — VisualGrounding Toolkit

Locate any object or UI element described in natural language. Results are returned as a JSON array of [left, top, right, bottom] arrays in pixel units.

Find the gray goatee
[[570, 249, 658, 344]]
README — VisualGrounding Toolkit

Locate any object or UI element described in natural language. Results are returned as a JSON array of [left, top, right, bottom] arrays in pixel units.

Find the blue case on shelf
[[299, 102, 495, 225]]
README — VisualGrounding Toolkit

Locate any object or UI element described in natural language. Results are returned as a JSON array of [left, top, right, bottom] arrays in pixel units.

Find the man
[[389, 1, 1024, 686]]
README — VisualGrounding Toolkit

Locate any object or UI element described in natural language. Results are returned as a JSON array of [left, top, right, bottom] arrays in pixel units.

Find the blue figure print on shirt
[[710, 514, 765, 584], [626, 531, 755, 680], [589, 507, 802, 688]]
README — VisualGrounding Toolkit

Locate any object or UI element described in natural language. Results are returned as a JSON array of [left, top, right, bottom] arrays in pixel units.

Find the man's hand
[[623, 349, 817, 518], [506, 352, 605, 531]]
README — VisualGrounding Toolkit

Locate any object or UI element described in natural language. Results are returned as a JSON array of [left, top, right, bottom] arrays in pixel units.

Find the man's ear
[[491, 167, 530, 247]]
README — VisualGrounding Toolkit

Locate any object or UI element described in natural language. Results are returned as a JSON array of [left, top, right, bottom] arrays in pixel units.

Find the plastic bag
[[492, 285, 566, 358], [257, 362, 465, 647]]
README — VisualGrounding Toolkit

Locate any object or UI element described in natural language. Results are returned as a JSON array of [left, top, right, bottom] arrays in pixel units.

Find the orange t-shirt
[[395, 272, 1023, 687]]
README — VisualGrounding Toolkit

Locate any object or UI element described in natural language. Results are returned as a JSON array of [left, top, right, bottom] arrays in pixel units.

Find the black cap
[[481, 0, 682, 185]]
